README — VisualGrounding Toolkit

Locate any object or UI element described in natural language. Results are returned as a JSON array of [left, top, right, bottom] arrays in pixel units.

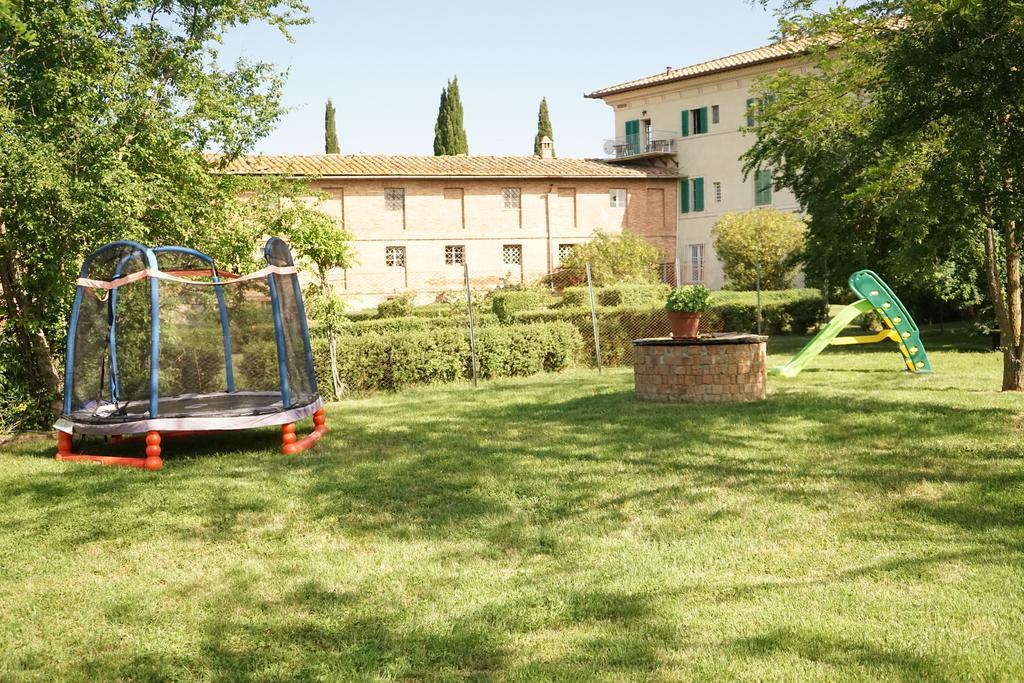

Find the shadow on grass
[[3, 365, 1023, 678], [728, 627, 952, 682], [8, 374, 1023, 547]]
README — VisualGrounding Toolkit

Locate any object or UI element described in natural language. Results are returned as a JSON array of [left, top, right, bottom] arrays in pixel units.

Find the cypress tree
[[324, 98, 340, 154], [534, 97, 555, 157], [433, 86, 449, 155], [445, 76, 468, 154], [434, 76, 468, 155]]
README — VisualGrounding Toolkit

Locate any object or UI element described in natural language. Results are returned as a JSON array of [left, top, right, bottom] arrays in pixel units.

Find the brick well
[[632, 334, 768, 403]]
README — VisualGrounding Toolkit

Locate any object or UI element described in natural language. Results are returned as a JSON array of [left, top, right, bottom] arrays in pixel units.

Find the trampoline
[[55, 236, 327, 470]]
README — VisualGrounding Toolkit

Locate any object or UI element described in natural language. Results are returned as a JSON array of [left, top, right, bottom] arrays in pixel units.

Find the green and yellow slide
[[771, 270, 933, 377]]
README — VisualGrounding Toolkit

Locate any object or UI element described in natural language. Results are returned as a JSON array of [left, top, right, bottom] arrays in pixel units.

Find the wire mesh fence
[[307, 256, 831, 400], [312, 259, 755, 398]]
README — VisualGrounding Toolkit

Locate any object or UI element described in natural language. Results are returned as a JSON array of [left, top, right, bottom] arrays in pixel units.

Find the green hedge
[[509, 306, 666, 366], [269, 322, 581, 398], [376, 294, 415, 318], [559, 284, 669, 308], [560, 287, 589, 308], [474, 322, 582, 378], [336, 312, 499, 337], [598, 284, 670, 307], [338, 316, 436, 336], [343, 309, 379, 323], [708, 289, 826, 335], [509, 289, 827, 367], [490, 289, 552, 323]]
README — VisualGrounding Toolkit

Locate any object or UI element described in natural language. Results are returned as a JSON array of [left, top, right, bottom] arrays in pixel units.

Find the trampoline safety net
[[63, 237, 319, 428]]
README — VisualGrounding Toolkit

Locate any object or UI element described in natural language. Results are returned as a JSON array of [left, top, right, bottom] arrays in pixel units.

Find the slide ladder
[[770, 270, 933, 377]]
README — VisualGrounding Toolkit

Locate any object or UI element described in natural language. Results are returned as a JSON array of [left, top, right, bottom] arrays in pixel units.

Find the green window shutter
[[698, 107, 708, 134], [680, 110, 689, 137], [625, 119, 640, 154], [693, 177, 705, 212], [679, 178, 690, 214], [755, 169, 772, 206], [746, 98, 756, 127]]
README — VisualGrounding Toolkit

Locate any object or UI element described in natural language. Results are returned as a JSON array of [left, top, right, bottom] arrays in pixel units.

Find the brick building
[[214, 147, 678, 307]]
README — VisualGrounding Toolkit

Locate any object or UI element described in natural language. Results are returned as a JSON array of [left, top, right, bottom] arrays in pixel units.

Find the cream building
[[215, 146, 678, 308], [586, 40, 809, 288]]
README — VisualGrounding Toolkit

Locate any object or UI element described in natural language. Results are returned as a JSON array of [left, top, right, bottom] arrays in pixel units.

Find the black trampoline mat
[[69, 390, 289, 424]]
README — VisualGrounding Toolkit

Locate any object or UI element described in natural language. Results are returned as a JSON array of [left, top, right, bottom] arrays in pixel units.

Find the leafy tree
[[324, 98, 340, 153], [712, 208, 806, 290], [744, 1, 1016, 384], [0, 0, 309, 427], [561, 230, 662, 286], [433, 76, 468, 155], [534, 97, 555, 157]]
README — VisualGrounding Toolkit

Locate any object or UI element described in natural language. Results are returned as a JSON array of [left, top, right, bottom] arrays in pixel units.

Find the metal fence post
[[464, 261, 478, 387], [674, 256, 682, 288], [586, 261, 602, 373]]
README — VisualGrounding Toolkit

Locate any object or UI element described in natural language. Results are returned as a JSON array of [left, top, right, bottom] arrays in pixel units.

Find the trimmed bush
[[308, 322, 582, 396], [475, 323, 582, 378], [560, 287, 589, 308], [559, 284, 669, 309], [490, 289, 552, 323], [376, 293, 415, 318], [509, 289, 827, 367], [334, 312, 500, 337], [343, 309, 379, 322], [709, 289, 826, 334], [339, 316, 435, 336], [597, 284, 670, 307], [407, 303, 458, 319], [510, 306, 667, 366]]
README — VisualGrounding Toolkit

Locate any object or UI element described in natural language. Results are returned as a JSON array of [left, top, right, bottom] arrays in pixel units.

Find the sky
[[217, 0, 783, 159]]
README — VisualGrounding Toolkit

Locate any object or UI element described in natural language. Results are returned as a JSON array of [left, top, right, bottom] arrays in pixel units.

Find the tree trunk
[[1003, 349, 1024, 391], [991, 219, 1024, 389]]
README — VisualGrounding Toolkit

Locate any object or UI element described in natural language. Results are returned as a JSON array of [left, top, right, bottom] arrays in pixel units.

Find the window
[[746, 95, 775, 127], [713, 181, 723, 204], [502, 187, 521, 209], [692, 109, 704, 135], [558, 244, 576, 264], [385, 246, 406, 268], [609, 188, 626, 208], [688, 244, 705, 283], [384, 188, 404, 211], [754, 169, 773, 206], [681, 107, 708, 136], [502, 244, 522, 266], [444, 245, 465, 266], [712, 104, 720, 125], [679, 177, 705, 214]]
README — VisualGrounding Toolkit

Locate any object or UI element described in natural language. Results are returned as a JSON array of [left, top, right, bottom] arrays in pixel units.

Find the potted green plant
[[665, 285, 712, 339]]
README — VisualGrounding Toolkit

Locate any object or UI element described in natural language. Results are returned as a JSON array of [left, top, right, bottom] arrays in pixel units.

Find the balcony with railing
[[603, 130, 677, 162]]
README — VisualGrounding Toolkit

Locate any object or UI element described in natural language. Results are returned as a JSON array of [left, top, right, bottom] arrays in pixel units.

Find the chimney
[[539, 135, 554, 159]]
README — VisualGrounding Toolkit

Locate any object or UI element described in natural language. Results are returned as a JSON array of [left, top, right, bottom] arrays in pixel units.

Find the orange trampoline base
[[56, 409, 327, 470]]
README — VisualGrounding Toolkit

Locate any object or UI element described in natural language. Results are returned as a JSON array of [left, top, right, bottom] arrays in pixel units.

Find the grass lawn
[[2, 328, 1023, 680]]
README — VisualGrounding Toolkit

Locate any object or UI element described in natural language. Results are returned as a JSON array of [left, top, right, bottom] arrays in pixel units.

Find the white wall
[[599, 58, 806, 288]]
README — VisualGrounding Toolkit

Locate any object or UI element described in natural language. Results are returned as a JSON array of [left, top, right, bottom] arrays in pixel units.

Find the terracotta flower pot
[[668, 311, 701, 339]]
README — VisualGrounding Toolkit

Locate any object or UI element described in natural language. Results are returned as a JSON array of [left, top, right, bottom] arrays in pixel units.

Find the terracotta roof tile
[[585, 37, 817, 99], [206, 154, 678, 178]]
